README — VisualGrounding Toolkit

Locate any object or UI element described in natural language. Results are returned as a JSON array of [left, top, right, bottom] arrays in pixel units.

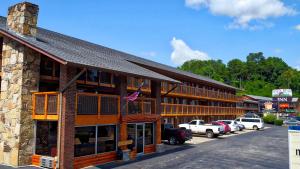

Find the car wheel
[[253, 125, 258, 130], [206, 130, 214, 138], [179, 140, 185, 144], [169, 136, 177, 145]]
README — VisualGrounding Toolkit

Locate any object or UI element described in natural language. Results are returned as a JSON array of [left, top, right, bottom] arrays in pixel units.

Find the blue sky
[[1, 0, 300, 68]]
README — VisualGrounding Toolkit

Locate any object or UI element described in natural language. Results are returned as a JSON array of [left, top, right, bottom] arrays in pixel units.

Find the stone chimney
[[6, 2, 39, 37]]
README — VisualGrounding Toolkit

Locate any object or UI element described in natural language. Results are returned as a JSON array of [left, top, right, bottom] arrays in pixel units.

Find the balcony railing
[[161, 83, 238, 102], [161, 103, 244, 116], [127, 77, 151, 92], [75, 93, 121, 125], [32, 92, 60, 120], [126, 98, 156, 115], [76, 93, 120, 115]]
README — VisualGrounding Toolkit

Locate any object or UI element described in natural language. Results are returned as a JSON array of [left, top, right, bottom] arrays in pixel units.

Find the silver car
[[283, 119, 300, 126]]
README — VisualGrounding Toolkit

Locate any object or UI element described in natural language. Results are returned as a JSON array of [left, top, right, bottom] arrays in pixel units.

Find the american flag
[[124, 82, 144, 102]]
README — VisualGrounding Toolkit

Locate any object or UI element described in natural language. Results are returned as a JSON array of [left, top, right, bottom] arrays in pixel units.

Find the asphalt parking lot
[[0, 125, 288, 169], [96, 125, 288, 169]]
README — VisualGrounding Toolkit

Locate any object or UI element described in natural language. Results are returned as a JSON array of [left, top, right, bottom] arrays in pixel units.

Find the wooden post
[[115, 75, 128, 150], [151, 80, 161, 145]]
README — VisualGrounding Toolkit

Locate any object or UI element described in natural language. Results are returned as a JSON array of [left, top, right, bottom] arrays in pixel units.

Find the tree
[[261, 57, 289, 84], [178, 52, 300, 97], [179, 59, 229, 82], [246, 52, 265, 80], [227, 59, 247, 88]]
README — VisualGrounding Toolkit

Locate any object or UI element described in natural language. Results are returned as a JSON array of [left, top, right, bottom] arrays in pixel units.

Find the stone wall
[[0, 37, 40, 166], [7, 2, 39, 37]]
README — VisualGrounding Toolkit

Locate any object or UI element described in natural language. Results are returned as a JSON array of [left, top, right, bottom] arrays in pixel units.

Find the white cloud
[[294, 24, 300, 31], [170, 37, 210, 65], [185, 0, 296, 29]]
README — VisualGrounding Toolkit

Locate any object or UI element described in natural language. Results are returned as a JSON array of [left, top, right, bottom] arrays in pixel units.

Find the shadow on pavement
[[94, 144, 195, 169]]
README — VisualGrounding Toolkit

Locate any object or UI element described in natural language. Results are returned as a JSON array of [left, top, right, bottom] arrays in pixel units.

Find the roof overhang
[[0, 29, 180, 84], [0, 29, 67, 64]]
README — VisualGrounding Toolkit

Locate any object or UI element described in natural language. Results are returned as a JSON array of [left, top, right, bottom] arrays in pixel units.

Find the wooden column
[[116, 75, 127, 149], [151, 80, 161, 144], [59, 65, 77, 169]]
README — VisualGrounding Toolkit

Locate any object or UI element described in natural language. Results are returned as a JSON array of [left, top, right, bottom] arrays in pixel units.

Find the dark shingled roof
[[246, 95, 272, 101], [0, 16, 238, 90]]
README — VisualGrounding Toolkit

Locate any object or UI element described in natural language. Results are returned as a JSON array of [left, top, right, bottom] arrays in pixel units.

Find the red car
[[212, 121, 231, 134]]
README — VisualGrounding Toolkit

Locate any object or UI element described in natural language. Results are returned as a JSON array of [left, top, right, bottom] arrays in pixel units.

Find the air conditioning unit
[[40, 156, 55, 168]]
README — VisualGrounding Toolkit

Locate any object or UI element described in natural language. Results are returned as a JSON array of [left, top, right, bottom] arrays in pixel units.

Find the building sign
[[273, 97, 292, 102], [280, 103, 289, 109], [272, 89, 292, 97], [260, 101, 278, 112], [288, 126, 300, 169], [264, 102, 273, 110]]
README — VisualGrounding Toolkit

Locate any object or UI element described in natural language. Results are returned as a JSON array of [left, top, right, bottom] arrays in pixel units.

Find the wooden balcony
[[123, 98, 158, 122], [161, 83, 239, 102], [32, 92, 60, 120], [161, 103, 244, 116], [75, 93, 120, 125], [127, 77, 151, 92]]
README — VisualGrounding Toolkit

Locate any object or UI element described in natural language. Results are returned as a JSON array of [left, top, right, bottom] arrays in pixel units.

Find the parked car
[[237, 123, 245, 131], [235, 117, 264, 130], [161, 123, 192, 145], [217, 120, 239, 133], [283, 119, 300, 126], [179, 120, 224, 138], [211, 121, 231, 134]]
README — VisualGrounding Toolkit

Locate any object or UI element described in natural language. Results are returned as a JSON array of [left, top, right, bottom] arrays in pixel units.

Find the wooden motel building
[[0, 2, 243, 169]]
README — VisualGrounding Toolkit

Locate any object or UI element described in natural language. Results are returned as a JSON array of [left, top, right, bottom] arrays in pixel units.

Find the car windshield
[[189, 121, 197, 125], [223, 121, 231, 124]]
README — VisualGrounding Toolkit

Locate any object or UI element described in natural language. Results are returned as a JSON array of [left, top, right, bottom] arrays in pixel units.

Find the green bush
[[274, 119, 283, 126], [263, 114, 277, 124]]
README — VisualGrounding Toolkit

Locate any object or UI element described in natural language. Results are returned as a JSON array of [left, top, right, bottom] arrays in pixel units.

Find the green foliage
[[274, 119, 283, 126], [178, 52, 300, 97], [180, 59, 229, 83], [263, 114, 277, 124]]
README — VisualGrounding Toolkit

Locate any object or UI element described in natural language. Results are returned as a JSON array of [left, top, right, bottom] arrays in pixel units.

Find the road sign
[[289, 126, 300, 169]]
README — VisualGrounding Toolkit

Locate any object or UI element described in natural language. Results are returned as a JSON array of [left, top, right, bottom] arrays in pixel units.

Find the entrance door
[[136, 124, 144, 154]]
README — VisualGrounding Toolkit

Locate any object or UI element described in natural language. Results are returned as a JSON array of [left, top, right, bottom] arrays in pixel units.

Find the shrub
[[274, 119, 283, 126], [263, 114, 277, 124]]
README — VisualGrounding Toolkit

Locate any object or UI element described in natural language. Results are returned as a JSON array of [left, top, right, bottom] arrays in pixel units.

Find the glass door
[[136, 124, 144, 154]]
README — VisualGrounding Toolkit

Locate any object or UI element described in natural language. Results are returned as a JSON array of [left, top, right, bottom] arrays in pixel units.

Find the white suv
[[235, 117, 264, 130]]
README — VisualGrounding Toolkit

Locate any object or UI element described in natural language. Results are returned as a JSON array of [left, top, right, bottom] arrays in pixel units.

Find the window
[[145, 123, 154, 145], [40, 57, 60, 77], [74, 126, 96, 157], [143, 79, 150, 87], [127, 124, 136, 150], [223, 121, 231, 124], [189, 121, 197, 125], [77, 68, 86, 81], [241, 118, 260, 123], [97, 125, 116, 153], [74, 125, 117, 157], [35, 121, 57, 157], [87, 69, 98, 82], [100, 71, 112, 84], [40, 57, 54, 76]]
